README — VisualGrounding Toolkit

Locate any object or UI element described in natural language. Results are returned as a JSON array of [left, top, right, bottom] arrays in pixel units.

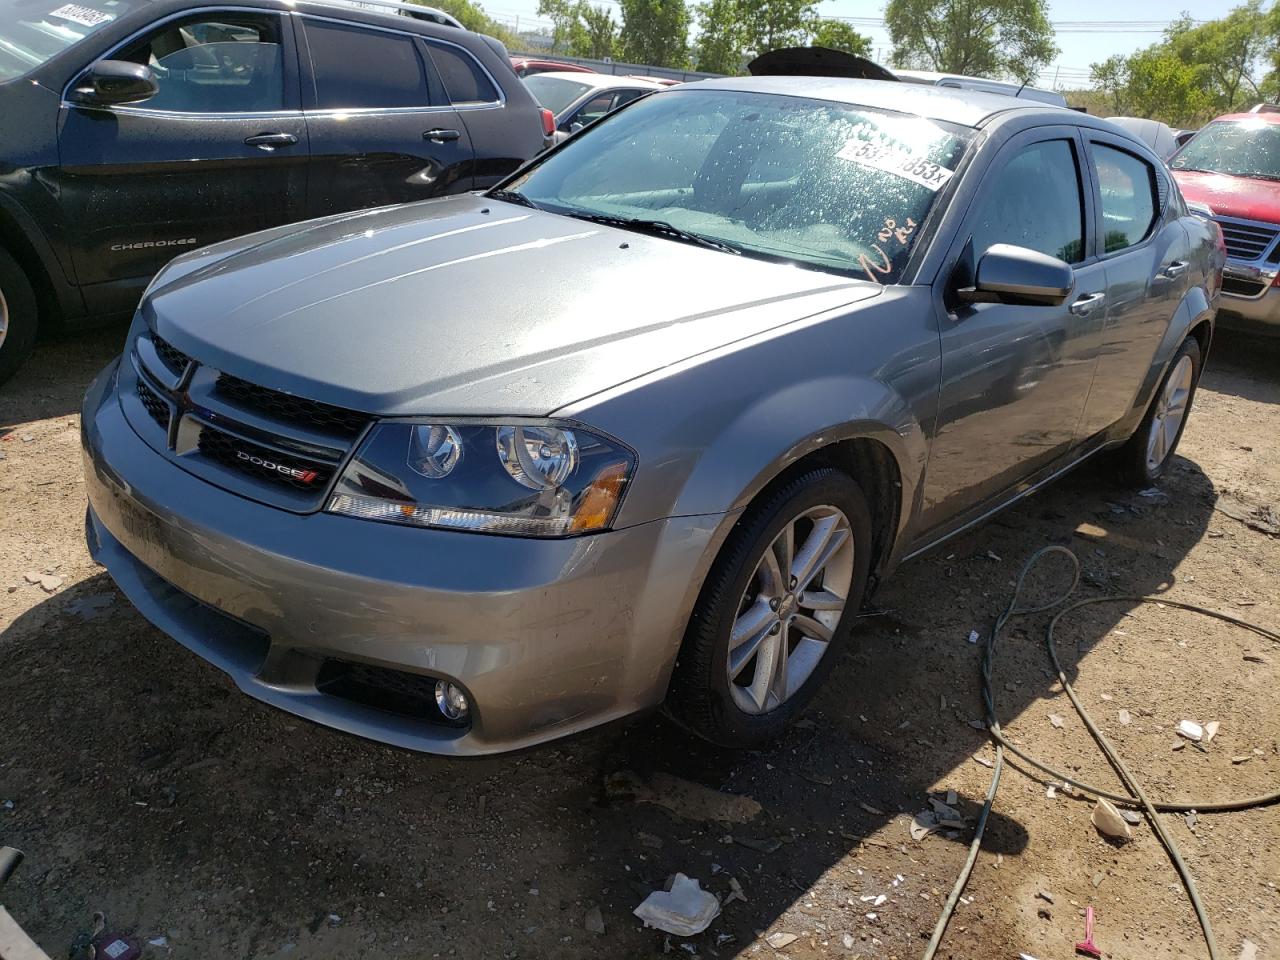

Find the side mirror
[[70, 60, 159, 106], [957, 243, 1074, 307]]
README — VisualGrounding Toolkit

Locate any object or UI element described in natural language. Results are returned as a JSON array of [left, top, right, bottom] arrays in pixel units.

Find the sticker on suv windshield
[[836, 140, 954, 192], [49, 3, 115, 26]]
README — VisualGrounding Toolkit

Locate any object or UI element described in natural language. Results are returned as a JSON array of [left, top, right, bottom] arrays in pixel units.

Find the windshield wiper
[[488, 188, 540, 210], [569, 213, 740, 255], [1244, 172, 1280, 182]]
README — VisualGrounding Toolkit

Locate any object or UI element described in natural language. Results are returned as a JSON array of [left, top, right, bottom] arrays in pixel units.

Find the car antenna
[[1014, 79, 1029, 98]]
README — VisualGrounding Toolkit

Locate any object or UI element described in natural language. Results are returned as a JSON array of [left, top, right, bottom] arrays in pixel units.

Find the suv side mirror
[[70, 60, 160, 106], [957, 243, 1075, 307]]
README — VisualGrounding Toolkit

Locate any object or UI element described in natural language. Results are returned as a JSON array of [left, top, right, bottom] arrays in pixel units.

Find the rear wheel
[[1116, 335, 1202, 487], [0, 249, 38, 388], [667, 467, 873, 747]]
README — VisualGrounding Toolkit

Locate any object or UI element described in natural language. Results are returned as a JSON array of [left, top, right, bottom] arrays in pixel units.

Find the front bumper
[[81, 360, 723, 755], [1218, 265, 1280, 335]]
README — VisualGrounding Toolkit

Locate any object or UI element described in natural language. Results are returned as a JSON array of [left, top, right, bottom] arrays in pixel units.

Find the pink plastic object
[[93, 933, 142, 960], [1075, 906, 1102, 958]]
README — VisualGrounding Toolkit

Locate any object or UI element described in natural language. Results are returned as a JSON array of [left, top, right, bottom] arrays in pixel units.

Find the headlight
[[326, 421, 634, 537]]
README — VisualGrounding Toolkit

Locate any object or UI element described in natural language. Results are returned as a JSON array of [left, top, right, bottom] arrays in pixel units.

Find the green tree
[[619, 0, 691, 67], [694, 0, 744, 73], [579, 4, 619, 58], [884, 0, 1057, 83], [741, 0, 815, 55], [537, 0, 586, 53], [1089, 54, 1131, 115], [808, 18, 873, 57], [1165, 2, 1272, 113]]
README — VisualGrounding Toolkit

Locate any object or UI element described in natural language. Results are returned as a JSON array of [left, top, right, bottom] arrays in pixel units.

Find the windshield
[[505, 89, 973, 282], [0, 0, 138, 80], [1171, 119, 1280, 180], [523, 75, 593, 116]]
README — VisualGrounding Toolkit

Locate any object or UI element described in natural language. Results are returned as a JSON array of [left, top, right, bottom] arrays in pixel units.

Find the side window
[[566, 93, 614, 130], [1091, 143, 1157, 254], [613, 89, 645, 109], [304, 20, 429, 109], [114, 14, 284, 113], [971, 139, 1085, 264], [427, 42, 498, 105]]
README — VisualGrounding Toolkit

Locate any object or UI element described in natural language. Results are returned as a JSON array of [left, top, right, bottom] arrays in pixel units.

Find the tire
[[0, 248, 38, 388], [1116, 335, 1202, 488], [667, 467, 873, 748]]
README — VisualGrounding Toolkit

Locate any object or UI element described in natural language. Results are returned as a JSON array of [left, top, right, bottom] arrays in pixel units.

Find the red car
[[510, 57, 595, 78], [1170, 106, 1280, 336]]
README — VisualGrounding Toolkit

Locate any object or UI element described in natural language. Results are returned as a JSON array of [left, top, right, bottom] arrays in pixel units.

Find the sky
[[482, 0, 1233, 90]]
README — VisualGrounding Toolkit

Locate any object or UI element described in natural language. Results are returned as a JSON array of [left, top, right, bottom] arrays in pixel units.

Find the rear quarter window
[[428, 42, 498, 105]]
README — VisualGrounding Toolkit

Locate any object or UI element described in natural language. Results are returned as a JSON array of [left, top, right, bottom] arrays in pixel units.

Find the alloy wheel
[[727, 505, 855, 714], [1145, 354, 1194, 473]]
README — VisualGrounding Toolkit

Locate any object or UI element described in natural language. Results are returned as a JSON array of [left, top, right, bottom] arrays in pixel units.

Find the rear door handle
[[1069, 292, 1106, 316], [423, 128, 462, 142], [244, 132, 298, 151], [1160, 260, 1189, 279]]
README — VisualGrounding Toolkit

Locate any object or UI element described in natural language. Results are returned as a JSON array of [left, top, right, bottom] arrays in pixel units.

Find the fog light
[[434, 680, 469, 721]]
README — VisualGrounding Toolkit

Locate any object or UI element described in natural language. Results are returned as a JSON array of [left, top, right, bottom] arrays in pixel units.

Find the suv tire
[[0, 249, 37, 388]]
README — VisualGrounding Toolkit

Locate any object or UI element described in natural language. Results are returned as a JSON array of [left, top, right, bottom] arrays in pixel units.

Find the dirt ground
[[1, 324, 1277, 960]]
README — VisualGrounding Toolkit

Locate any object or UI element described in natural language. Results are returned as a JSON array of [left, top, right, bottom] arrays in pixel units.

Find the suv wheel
[[0, 249, 38, 388], [1116, 335, 1202, 487], [667, 467, 873, 747]]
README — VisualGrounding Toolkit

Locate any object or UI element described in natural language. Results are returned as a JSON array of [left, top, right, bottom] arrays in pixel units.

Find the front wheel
[[1116, 335, 1202, 487], [667, 467, 873, 748], [0, 248, 38, 388]]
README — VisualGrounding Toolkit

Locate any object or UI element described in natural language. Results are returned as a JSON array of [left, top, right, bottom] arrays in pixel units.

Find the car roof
[[526, 72, 666, 90], [676, 75, 1062, 128], [1210, 111, 1280, 124]]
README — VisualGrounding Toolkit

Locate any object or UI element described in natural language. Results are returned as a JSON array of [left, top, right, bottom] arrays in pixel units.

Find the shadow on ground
[[0, 325, 1241, 958]]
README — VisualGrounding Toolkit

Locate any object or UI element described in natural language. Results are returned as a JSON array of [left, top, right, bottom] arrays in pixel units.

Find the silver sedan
[[82, 77, 1222, 754]]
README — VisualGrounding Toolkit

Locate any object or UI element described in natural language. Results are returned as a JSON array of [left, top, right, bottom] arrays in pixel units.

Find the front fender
[[561, 290, 940, 552]]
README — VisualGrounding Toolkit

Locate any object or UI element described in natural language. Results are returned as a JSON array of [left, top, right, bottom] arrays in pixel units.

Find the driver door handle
[[244, 132, 298, 151], [423, 128, 462, 142], [1160, 260, 1189, 279], [1069, 292, 1107, 316]]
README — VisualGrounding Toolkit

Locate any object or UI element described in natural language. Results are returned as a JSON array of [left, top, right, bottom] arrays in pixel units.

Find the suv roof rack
[[304, 0, 465, 29]]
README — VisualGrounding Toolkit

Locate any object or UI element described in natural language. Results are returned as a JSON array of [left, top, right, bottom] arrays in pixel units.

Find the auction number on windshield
[[836, 140, 954, 192]]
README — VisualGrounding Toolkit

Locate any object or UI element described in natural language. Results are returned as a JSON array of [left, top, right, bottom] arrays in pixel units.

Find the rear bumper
[[81, 359, 722, 755]]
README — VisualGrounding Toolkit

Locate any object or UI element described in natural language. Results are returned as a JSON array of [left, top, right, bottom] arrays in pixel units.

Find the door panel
[[422, 38, 520, 189], [921, 132, 1105, 531], [299, 18, 474, 218], [1078, 138, 1191, 438], [55, 10, 306, 308]]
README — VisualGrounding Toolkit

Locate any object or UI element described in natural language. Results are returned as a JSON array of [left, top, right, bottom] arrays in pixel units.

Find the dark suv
[[0, 0, 549, 383]]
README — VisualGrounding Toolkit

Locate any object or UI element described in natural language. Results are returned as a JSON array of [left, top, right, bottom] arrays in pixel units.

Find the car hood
[[145, 195, 879, 416], [1173, 169, 1280, 225]]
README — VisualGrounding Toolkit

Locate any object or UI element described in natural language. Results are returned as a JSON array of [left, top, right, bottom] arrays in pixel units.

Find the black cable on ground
[[922, 545, 1280, 960]]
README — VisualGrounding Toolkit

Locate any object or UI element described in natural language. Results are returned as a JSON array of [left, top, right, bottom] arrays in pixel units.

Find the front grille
[[1223, 275, 1269, 298], [214, 373, 369, 438], [197, 428, 334, 491], [152, 335, 192, 377], [135, 376, 170, 430], [1217, 219, 1279, 261]]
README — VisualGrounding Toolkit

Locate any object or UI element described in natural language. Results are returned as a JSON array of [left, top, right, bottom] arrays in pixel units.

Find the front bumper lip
[[81, 359, 723, 755]]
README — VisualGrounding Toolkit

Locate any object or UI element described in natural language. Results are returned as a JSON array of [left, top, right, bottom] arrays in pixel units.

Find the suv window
[[115, 14, 284, 113], [1091, 143, 1157, 254], [428, 42, 498, 105], [304, 20, 429, 109], [971, 139, 1084, 264]]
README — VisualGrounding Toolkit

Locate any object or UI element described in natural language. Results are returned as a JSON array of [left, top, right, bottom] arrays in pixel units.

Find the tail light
[[1212, 221, 1226, 296], [539, 108, 556, 138]]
